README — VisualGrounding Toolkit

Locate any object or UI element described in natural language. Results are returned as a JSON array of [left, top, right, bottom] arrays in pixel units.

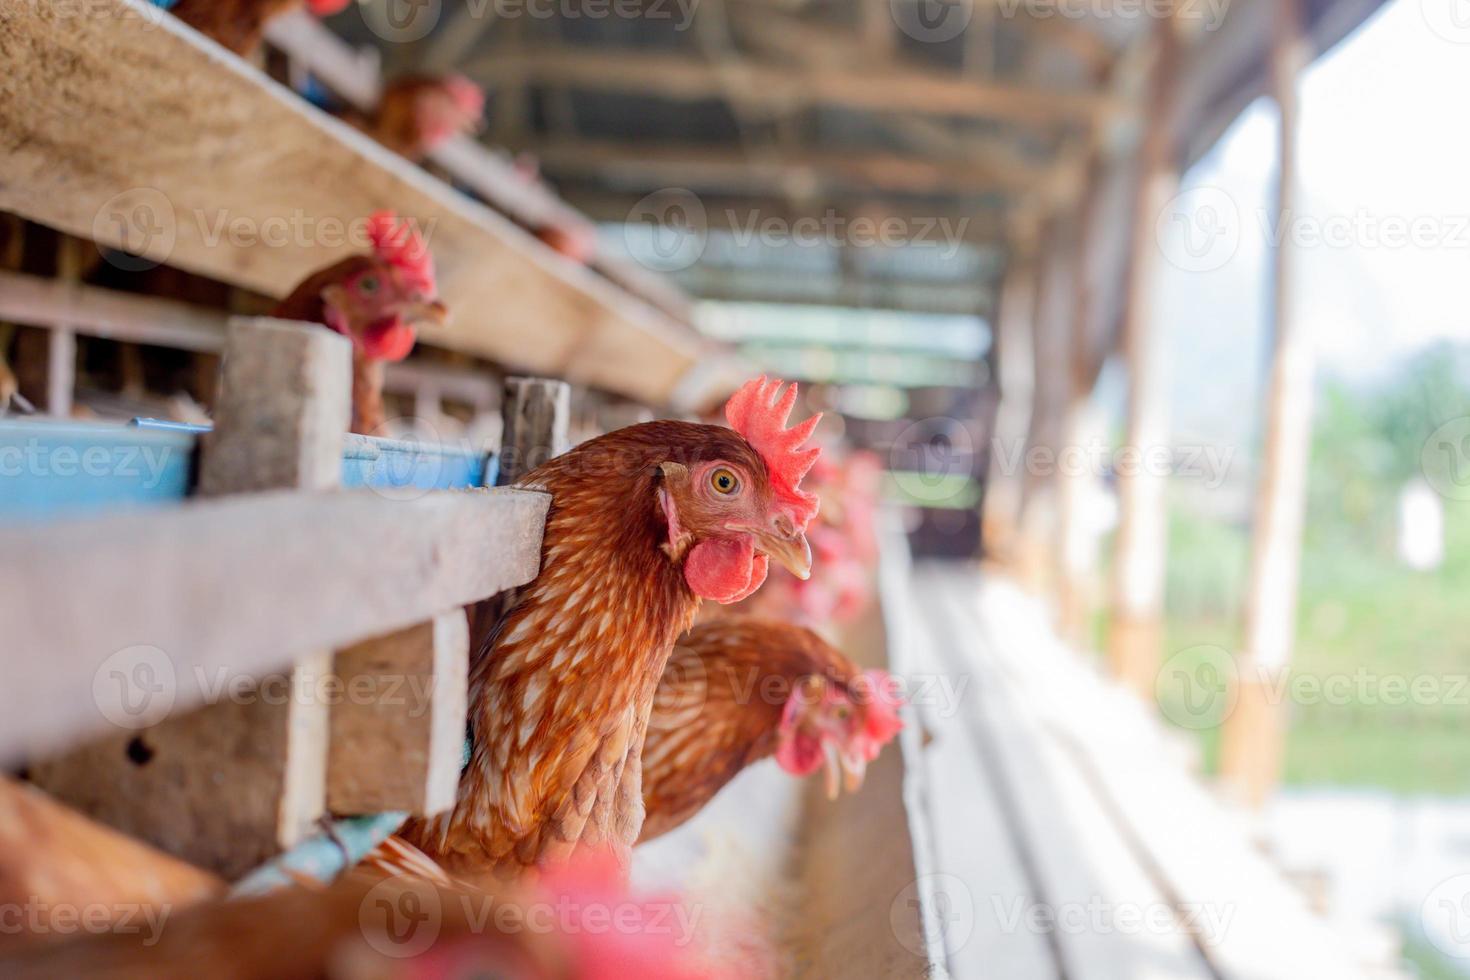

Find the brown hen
[[638, 619, 904, 843], [166, 0, 349, 58], [394, 379, 822, 881]]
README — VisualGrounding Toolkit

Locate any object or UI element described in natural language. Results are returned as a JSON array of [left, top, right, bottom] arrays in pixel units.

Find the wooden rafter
[[469, 47, 1122, 127], [528, 139, 1043, 197], [560, 190, 1012, 246]]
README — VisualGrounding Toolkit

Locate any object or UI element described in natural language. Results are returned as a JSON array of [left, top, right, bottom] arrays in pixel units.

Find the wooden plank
[[0, 270, 497, 408], [968, 573, 1371, 980], [261, 12, 697, 328], [326, 611, 468, 817], [0, 0, 719, 409], [31, 319, 352, 876], [0, 777, 224, 947], [891, 534, 1055, 976], [0, 487, 547, 768], [785, 521, 933, 978], [914, 568, 1214, 980]]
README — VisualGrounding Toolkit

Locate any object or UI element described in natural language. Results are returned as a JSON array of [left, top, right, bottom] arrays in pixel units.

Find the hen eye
[[358, 275, 380, 294], [835, 706, 851, 721], [710, 468, 739, 495]]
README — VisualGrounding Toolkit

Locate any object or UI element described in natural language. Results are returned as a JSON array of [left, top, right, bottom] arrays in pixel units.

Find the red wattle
[[729, 553, 768, 603], [684, 537, 760, 604], [361, 317, 416, 361], [776, 729, 823, 777]]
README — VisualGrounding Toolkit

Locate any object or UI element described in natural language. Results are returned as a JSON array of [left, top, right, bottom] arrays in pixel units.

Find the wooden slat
[[261, 12, 698, 328], [0, 777, 224, 946], [0, 270, 498, 407], [0, 487, 547, 767], [326, 612, 468, 817], [30, 319, 352, 876], [786, 520, 934, 978], [882, 523, 1053, 977], [968, 573, 1372, 980], [913, 568, 1214, 980], [0, 0, 719, 409]]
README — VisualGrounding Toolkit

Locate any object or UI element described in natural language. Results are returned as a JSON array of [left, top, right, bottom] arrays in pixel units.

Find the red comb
[[366, 210, 436, 297], [724, 377, 821, 530], [441, 74, 486, 116], [854, 669, 904, 760], [306, 0, 349, 15]]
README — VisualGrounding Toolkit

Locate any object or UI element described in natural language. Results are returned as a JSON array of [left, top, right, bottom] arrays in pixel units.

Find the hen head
[[657, 378, 822, 604], [776, 668, 905, 797], [319, 212, 446, 361], [413, 74, 486, 150]]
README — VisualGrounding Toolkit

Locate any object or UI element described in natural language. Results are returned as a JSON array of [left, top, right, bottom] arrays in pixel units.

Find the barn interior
[[1, 0, 1464, 975]]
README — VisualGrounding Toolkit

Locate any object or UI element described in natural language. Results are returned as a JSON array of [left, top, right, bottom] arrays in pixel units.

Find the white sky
[[1211, 0, 1470, 380], [1154, 0, 1470, 448]]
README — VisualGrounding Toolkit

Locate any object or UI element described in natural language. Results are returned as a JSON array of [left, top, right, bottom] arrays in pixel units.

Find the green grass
[[1155, 499, 1470, 795]]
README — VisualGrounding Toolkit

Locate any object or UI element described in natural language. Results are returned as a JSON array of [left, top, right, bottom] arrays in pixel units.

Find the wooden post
[[31, 318, 351, 879], [467, 376, 572, 645], [980, 249, 1038, 564], [1105, 14, 1181, 698], [12, 235, 81, 417], [326, 378, 572, 816], [1014, 216, 1078, 595], [1055, 168, 1107, 647], [326, 611, 468, 817], [499, 376, 572, 487], [1220, 0, 1310, 807]]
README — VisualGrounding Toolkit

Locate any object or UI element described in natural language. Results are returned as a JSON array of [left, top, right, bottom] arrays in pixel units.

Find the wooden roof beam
[[469, 47, 1122, 128], [529, 139, 1043, 198], [560, 189, 1012, 246]]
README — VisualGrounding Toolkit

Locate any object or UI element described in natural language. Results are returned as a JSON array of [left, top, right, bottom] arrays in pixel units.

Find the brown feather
[[167, 0, 300, 57], [638, 620, 860, 843], [398, 422, 769, 879]]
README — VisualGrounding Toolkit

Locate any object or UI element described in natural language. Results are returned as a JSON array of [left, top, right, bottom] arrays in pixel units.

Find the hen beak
[[753, 524, 812, 580], [400, 300, 449, 326], [820, 745, 867, 800]]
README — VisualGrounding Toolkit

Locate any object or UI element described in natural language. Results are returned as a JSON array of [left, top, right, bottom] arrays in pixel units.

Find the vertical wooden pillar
[[981, 248, 1038, 564], [1055, 169, 1108, 647], [1106, 14, 1181, 698], [467, 376, 573, 645], [499, 376, 572, 487], [12, 236, 81, 417], [327, 611, 469, 817], [32, 318, 351, 879], [1015, 215, 1078, 596], [1220, 0, 1310, 807]]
